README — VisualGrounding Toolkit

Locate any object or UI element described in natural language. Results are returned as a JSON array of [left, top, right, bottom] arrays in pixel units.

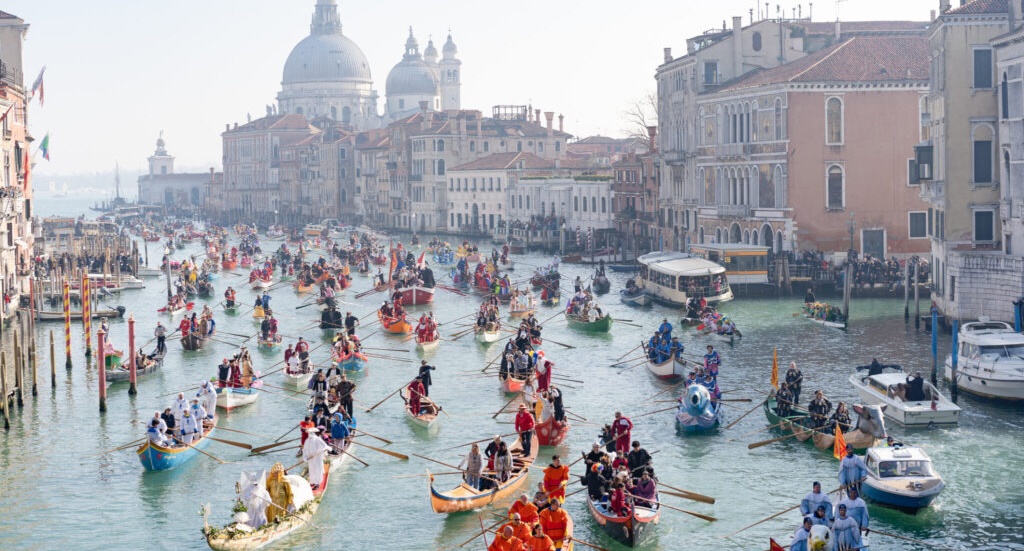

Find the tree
[[622, 93, 659, 151]]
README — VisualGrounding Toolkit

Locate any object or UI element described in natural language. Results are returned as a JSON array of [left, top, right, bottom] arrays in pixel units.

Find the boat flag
[[769, 538, 785, 551], [770, 347, 779, 389], [416, 250, 426, 269], [39, 133, 50, 161], [30, 66, 45, 106], [833, 423, 847, 460]]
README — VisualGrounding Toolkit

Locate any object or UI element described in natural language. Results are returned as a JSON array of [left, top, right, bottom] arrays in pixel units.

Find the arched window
[[437, 160, 446, 175], [330, 106, 337, 120], [591, 197, 597, 212], [1002, 72, 1009, 119], [437, 140, 445, 152], [583, 197, 588, 212], [826, 97, 843, 145], [752, 31, 762, 52], [574, 197, 579, 211], [526, 196, 531, 209], [483, 141, 490, 152], [601, 197, 607, 213], [470, 141, 476, 152], [826, 165, 844, 210], [698, 226, 705, 244], [342, 106, 351, 123]]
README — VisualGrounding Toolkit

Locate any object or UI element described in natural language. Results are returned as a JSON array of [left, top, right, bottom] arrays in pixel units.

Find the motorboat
[[862, 445, 944, 511], [850, 368, 960, 426], [945, 320, 1024, 400]]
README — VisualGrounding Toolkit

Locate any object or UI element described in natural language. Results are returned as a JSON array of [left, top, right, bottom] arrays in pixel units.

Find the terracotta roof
[[450, 152, 558, 171], [0, 11, 20, 19], [944, 0, 1008, 15], [716, 36, 929, 93], [225, 114, 316, 133]]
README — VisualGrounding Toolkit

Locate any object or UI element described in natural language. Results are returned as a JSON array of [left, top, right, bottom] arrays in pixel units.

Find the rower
[[800, 481, 833, 519], [488, 525, 523, 551], [509, 493, 539, 524], [538, 498, 570, 545], [627, 440, 652, 476], [831, 503, 864, 550], [838, 446, 868, 493], [418, 360, 435, 397], [499, 514, 532, 547], [515, 404, 536, 458], [807, 390, 832, 429], [147, 419, 168, 447], [791, 517, 813, 551], [542, 455, 569, 502], [785, 362, 804, 403]]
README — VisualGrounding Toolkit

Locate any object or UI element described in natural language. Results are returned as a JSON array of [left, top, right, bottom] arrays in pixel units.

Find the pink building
[[693, 33, 932, 259]]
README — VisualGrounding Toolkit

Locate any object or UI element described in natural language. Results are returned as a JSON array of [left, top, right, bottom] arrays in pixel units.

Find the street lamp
[[847, 211, 856, 259]]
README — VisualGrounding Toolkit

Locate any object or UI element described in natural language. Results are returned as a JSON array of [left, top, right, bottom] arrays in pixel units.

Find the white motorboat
[[944, 320, 1024, 400], [850, 370, 960, 426], [862, 445, 945, 511]]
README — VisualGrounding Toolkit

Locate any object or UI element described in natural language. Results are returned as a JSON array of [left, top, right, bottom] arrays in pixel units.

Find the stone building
[[915, 0, 1023, 322], [137, 134, 219, 208], [0, 10, 33, 310]]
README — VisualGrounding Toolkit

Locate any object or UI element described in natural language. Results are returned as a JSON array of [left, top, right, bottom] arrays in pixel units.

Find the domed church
[[277, 0, 461, 130]]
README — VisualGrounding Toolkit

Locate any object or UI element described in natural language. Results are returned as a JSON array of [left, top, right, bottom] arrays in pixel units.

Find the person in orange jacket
[[524, 523, 556, 551], [542, 455, 570, 502], [538, 498, 570, 544], [488, 525, 523, 551], [509, 493, 539, 525], [499, 514, 532, 546]]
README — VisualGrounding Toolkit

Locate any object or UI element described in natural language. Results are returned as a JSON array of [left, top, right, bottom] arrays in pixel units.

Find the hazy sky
[[8, 0, 937, 176]]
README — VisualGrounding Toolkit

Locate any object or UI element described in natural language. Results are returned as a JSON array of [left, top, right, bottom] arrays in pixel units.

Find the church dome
[[385, 29, 439, 97], [283, 33, 372, 84]]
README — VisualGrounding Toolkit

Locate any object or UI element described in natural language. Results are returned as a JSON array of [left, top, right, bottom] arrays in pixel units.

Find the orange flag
[[770, 347, 779, 389], [770, 538, 785, 551], [833, 423, 847, 460]]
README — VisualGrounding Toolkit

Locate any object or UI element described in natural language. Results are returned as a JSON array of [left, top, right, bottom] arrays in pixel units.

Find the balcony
[[715, 204, 750, 218], [920, 180, 944, 205]]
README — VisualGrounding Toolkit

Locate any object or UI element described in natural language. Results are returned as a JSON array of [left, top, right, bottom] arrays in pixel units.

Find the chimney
[[233, 123, 238, 129], [477, 116, 483, 137], [1011, 0, 1022, 28], [544, 112, 554, 135], [225, 124, 230, 132], [732, 16, 743, 75], [535, 109, 541, 124], [558, 114, 564, 133], [663, 47, 673, 63], [835, 20, 841, 41], [930, 9, 936, 21], [459, 115, 467, 135], [647, 126, 658, 153], [419, 100, 429, 112], [939, 0, 950, 13]]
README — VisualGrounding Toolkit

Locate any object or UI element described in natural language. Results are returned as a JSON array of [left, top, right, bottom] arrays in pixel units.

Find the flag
[[39, 133, 50, 161], [0, 103, 13, 124], [769, 538, 785, 551], [388, 249, 397, 283], [30, 66, 45, 105], [833, 423, 847, 460], [22, 147, 30, 190], [770, 347, 779, 389], [416, 251, 425, 269]]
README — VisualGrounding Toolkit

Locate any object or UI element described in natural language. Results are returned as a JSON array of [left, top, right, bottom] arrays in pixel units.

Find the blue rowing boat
[[336, 351, 368, 372], [137, 414, 218, 471]]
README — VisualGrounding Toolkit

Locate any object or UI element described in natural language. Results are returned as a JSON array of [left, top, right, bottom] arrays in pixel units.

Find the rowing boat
[[137, 414, 218, 471], [378, 311, 412, 334], [586, 496, 659, 548], [182, 333, 209, 351], [282, 368, 313, 390], [763, 397, 884, 451], [334, 351, 368, 372], [535, 411, 570, 447], [429, 433, 539, 513], [476, 326, 502, 343], [397, 284, 435, 305], [400, 387, 440, 428], [645, 356, 685, 383], [216, 386, 260, 411], [566, 312, 613, 333], [415, 332, 440, 353], [674, 384, 722, 433], [36, 306, 126, 321], [250, 278, 273, 290], [106, 350, 166, 383], [500, 374, 526, 394]]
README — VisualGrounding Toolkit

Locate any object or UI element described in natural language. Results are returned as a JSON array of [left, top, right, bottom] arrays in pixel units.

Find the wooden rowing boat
[[216, 386, 260, 411], [400, 387, 440, 428], [476, 324, 502, 344], [500, 374, 526, 394], [763, 397, 881, 451], [535, 411, 570, 447], [429, 433, 539, 513], [415, 333, 440, 353], [137, 414, 218, 471], [334, 351, 367, 372], [377, 311, 412, 334], [397, 285, 435, 305], [586, 497, 659, 548], [203, 442, 348, 550], [182, 333, 208, 351], [106, 350, 166, 383], [282, 368, 312, 390], [257, 335, 283, 349], [566, 312, 613, 333], [645, 356, 684, 383]]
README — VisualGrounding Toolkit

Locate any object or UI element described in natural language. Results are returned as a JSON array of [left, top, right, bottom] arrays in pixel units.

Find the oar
[[724, 397, 768, 430], [392, 470, 463, 479], [722, 485, 843, 538], [656, 482, 716, 504], [339, 447, 370, 467], [351, 440, 409, 460], [251, 438, 299, 454], [616, 344, 642, 362], [366, 380, 413, 412], [218, 330, 253, 339], [170, 435, 227, 464], [84, 438, 146, 458], [538, 310, 564, 325], [208, 436, 253, 450], [748, 431, 805, 450], [632, 405, 678, 419], [158, 385, 200, 398], [613, 319, 643, 328], [272, 422, 300, 443], [492, 395, 521, 419], [459, 515, 505, 548], [729, 419, 802, 441], [627, 492, 716, 522], [349, 428, 393, 445], [437, 432, 520, 452], [540, 336, 575, 349], [870, 529, 956, 549]]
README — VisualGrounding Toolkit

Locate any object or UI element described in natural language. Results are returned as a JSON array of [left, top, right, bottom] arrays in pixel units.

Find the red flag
[[770, 538, 785, 551], [833, 423, 847, 460], [388, 249, 397, 283], [416, 251, 425, 269], [770, 347, 779, 389], [0, 104, 13, 124], [22, 147, 30, 190]]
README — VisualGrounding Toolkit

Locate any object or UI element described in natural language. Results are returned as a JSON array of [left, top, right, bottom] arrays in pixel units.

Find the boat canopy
[[637, 252, 724, 277]]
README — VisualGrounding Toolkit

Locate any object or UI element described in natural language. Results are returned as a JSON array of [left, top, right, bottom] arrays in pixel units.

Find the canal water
[[1, 197, 1022, 550]]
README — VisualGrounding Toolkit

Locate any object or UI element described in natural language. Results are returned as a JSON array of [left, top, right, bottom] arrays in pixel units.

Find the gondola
[[429, 433, 538, 513], [397, 284, 435, 305], [400, 386, 440, 428], [500, 374, 526, 394], [137, 414, 218, 471], [763, 397, 885, 451]]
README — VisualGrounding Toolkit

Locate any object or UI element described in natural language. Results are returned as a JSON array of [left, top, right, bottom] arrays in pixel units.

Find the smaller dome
[[442, 33, 458, 58], [386, 59, 439, 97], [424, 38, 438, 64]]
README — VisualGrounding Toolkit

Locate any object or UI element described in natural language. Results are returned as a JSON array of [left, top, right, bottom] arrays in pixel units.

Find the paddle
[[724, 397, 769, 430], [748, 431, 805, 449], [540, 336, 576, 349], [457, 514, 507, 548], [251, 438, 299, 454], [411, 453, 504, 487], [158, 385, 200, 398], [632, 405, 678, 419], [627, 492, 716, 522], [170, 435, 227, 464], [84, 438, 146, 459], [351, 428, 394, 446], [722, 485, 843, 538], [492, 395, 521, 419], [437, 432, 520, 452], [208, 436, 253, 450], [339, 447, 370, 467], [729, 419, 804, 441], [538, 310, 564, 326], [351, 440, 409, 461], [613, 319, 643, 328], [272, 422, 300, 443], [366, 380, 413, 412], [616, 344, 642, 362], [656, 482, 716, 504]]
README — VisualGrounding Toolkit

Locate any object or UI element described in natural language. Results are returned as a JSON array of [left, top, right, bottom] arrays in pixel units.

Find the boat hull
[[398, 285, 435, 305], [137, 415, 217, 471], [861, 477, 944, 510], [645, 358, 684, 383], [850, 373, 960, 426], [415, 335, 440, 353], [336, 353, 367, 372], [536, 416, 570, 447], [378, 312, 412, 334], [763, 398, 878, 451], [429, 433, 538, 514], [566, 314, 613, 333], [476, 329, 501, 343], [283, 370, 312, 390], [106, 352, 165, 382], [619, 290, 652, 307], [501, 375, 526, 394], [216, 387, 259, 411], [586, 499, 659, 548], [944, 362, 1024, 400]]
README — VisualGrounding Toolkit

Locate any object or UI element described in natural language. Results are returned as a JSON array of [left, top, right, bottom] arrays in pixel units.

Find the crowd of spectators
[[789, 249, 930, 289]]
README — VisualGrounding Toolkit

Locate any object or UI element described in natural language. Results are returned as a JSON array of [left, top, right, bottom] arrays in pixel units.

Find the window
[[555, 141, 561, 152], [826, 165, 844, 210], [592, 197, 597, 212], [470, 141, 476, 152], [574, 197, 579, 211], [601, 197, 606, 213], [752, 32, 762, 52], [437, 140, 445, 152], [497, 178, 501, 191], [973, 48, 993, 89], [483, 141, 489, 152], [516, 142, 522, 152], [582, 197, 588, 212], [826, 97, 843, 145], [974, 139, 993, 183], [399, 99, 405, 109], [449, 178, 453, 191], [909, 212, 927, 238], [437, 160, 445, 175], [704, 61, 718, 85], [1002, 73, 1009, 119], [774, 99, 783, 141], [974, 209, 995, 242]]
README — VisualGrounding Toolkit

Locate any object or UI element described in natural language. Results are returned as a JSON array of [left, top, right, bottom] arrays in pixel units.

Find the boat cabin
[[636, 251, 733, 307], [689, 244, 770, 285], [865, 447, 936, 480]]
